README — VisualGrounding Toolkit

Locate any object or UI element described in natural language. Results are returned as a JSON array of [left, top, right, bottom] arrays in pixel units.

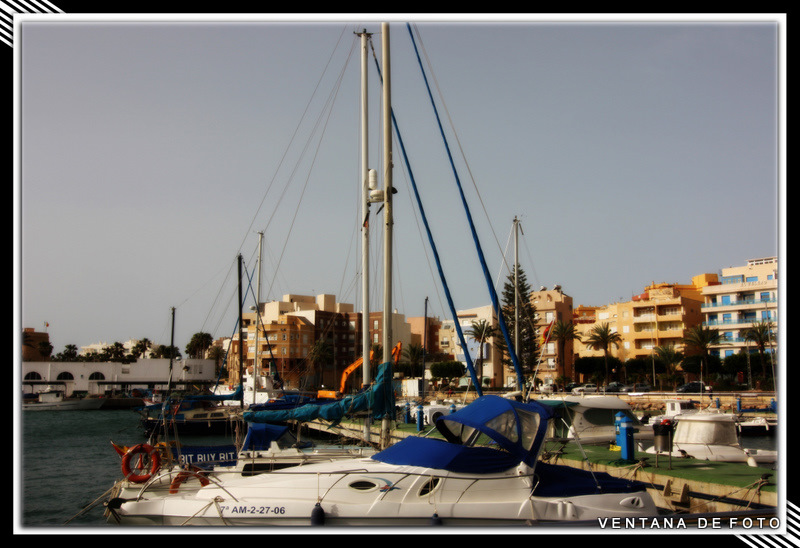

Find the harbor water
[[18, 407, 778, 529]]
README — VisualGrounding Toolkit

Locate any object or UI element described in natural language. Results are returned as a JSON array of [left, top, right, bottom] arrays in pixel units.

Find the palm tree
[[131, 338, 152, 359], [583, 323, 622, 386], [654, 345, 684, 390], [550, 320, 582, 382], [402, 343, 424, 377], [207, 345, 226, 376], [682, 325, 724, 389], [186, 332, 213, 359], [742, 320, 776, 381], [465, 319, 497, 384], [304, 338, 332, 389]]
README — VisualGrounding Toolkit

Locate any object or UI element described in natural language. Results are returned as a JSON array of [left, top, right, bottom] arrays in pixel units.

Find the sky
[[15, 13, 784, 357]]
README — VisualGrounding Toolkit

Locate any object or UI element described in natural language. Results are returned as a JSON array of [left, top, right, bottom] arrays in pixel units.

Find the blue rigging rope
[[404, 23, 525, 390]]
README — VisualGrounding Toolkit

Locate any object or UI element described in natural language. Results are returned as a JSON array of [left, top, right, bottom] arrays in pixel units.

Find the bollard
[[404, 402, 411, 424], [715, 397, 720, 409], [615, 412, 635, 461], [449, 403, 456, 414], [417, 404, 424, 431], [737, 396, 742, 413]]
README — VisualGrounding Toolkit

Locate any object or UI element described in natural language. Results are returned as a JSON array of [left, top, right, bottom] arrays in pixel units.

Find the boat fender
[[431, 513, 443, 525], [311, 502, 325, 525], [120, 443, 162, 483], [169, 466, 210, 494]]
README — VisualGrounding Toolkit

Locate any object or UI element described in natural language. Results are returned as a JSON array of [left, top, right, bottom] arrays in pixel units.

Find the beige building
[[407, 315, 443, 355], [575, 277, 711, 366], [701, 257, 778, 359], [529, 287, 574, 389]]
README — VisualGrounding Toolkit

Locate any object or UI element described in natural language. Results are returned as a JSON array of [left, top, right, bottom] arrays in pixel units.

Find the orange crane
[[317, 342, 402, 399]]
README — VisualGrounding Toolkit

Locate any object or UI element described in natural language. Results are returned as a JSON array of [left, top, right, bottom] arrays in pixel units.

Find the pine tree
[[496, 264, 538, 381]]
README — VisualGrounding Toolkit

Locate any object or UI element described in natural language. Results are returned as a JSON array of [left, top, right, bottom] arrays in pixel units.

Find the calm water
[[18, 407, 779, 530], [20, 408, 147, 529]]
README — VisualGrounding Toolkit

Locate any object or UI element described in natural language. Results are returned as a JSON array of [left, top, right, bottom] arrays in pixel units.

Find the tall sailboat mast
[[380, 22, 393, 450], [381, 21, 393, 367], [359, 28, 371, 390], [253, 230, 264, 403]]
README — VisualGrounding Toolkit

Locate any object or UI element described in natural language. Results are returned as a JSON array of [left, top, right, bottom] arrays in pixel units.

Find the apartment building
[[438, 304, 504, 388], [407, 315, 442, 355], [530, 287, 574, 389], [575, 276, 710, 363], [701, 257, 778, 358], [235, 294, 362, 389]]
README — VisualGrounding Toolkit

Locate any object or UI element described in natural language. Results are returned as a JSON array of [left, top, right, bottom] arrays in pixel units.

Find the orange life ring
[[169, 465, 210, 494], [121, 443, 162, 483]]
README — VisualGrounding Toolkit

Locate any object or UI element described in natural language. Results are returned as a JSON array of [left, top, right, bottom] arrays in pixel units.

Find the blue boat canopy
[[372, 396, 554, 472]]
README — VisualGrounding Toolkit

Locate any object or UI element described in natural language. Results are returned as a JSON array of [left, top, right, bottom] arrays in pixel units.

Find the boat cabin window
[[418, 477, 441, 497], [583, 408, 638, 427], [348, 480, 378, 491]]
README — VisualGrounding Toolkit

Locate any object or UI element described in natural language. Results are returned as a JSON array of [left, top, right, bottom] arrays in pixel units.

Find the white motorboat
[[22, 390, 105, 411], [108, 421, 375, 502], [106, 395, 659, 526], [537, 395, 653, 445], [645, 412, 777, 466]]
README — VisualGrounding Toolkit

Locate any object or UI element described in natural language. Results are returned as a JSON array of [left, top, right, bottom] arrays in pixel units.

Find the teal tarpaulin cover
[[243, 361, 395, 424]]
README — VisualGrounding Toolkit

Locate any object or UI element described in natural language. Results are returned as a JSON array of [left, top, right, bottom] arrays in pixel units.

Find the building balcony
[[702, 297, 776, 310]]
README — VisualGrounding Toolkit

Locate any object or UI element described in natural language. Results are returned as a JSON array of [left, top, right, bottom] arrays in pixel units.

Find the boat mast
[[166, 306, 175, 394], [359, 29, 371, 391], [253, 231, 264, 405], [513, 216, 521, 391], [238, 254, 244, 410], [358, 28, 373, 445], [380, 21, 393, 450], [382, 21, 393, 369]]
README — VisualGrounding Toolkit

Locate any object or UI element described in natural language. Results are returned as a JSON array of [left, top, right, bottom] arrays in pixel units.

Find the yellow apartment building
[[574, 276, 711, 368]]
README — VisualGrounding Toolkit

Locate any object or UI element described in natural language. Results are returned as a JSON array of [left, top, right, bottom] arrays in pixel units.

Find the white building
[[21, 359, 217, 397], [701, 257, 778, 358]]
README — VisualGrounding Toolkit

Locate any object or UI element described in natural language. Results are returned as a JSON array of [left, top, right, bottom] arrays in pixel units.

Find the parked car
[[565, 383, 580, 393], [571, 383, 598, 395], [619, 383, 650, 393], [676, 382, 706, 393], [603, 382, 625, 393]]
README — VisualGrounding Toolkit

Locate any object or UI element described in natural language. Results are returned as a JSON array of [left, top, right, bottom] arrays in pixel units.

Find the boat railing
[[132, 469, 243, 503]]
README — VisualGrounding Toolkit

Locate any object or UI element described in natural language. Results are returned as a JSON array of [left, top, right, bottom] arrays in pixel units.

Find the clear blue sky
[[15, 14, 784, 355]]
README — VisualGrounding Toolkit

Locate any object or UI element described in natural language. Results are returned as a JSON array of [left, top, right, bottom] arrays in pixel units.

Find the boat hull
[[108, 459, 658, 526]]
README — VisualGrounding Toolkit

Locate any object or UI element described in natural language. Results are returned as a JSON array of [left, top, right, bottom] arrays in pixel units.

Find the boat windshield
[[674, 418, 739, 446]]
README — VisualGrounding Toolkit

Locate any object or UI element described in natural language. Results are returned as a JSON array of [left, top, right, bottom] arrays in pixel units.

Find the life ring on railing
[[120, 443, 162, 483], [169, 465, 210, 494]]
